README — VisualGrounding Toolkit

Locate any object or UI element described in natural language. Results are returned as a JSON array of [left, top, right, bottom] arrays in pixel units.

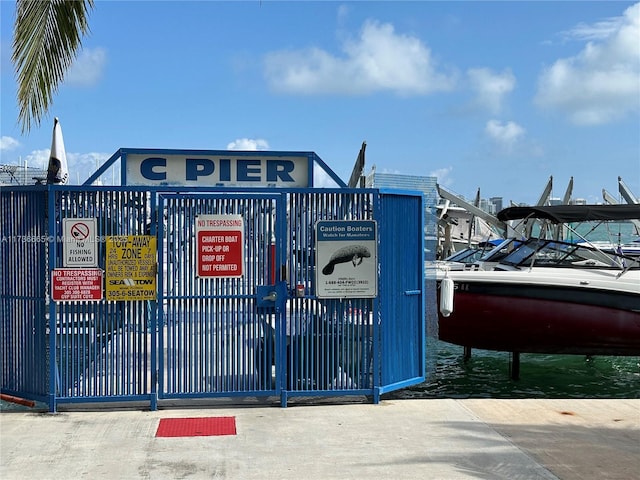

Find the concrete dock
[[1, 398, 638, 479]]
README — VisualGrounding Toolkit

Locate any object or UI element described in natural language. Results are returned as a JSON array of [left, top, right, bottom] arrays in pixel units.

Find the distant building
[[489, 196, 503, 213], [364, 170, 439, 259], [479, 198, 496, 215], [0, 164, 48, 186]]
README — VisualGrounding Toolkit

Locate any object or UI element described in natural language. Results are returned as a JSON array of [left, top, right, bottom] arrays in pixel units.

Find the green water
[[534, 220, 638, 245], [395, 338, 640, 400]]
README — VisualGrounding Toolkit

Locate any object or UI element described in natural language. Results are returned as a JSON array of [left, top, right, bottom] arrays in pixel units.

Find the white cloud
[[467, 68, 515, 114], [66, 47, 107, 87], [22, 149, 49, 168], [16, 149, 114, 184], [561, 10, 629, 41], [226, 138, 270, 150], [429, 166, 454, 187], [68, 152, 116, 184], [313, 163, 341, 188], [535, 3, 640, 125], [485, 120, 525, 150], [0, 136, 20, 152], [264, 19, 456, 95]]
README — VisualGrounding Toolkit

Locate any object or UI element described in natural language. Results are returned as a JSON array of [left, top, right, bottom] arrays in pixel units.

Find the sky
[[1, 1, 639, 205]]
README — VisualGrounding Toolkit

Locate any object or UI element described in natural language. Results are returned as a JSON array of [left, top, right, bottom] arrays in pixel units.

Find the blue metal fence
[[1, 187, 49, 404], [1, 185, 425, 411]]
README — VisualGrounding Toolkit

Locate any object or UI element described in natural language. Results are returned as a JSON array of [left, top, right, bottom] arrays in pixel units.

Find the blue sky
[[1, 1, 639, 205]]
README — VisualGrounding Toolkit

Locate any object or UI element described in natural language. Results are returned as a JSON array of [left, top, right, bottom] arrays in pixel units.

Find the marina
[[2, 3, 639, 477]]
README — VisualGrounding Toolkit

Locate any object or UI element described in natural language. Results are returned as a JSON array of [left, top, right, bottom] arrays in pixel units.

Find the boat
[[576, 239, 640, 258], [435, 187, 504, 259], [436, 204, 640, 356]]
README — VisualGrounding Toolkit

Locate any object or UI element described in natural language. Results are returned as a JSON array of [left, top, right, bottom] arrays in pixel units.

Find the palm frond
[[13, 0, 94, 133]]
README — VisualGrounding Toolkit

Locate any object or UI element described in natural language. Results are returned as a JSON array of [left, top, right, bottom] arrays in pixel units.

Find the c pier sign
[[125, 153, 309, 187]]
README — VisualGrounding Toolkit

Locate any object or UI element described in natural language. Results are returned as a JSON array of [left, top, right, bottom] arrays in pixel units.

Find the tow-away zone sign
[[105, 235, 157, 300]]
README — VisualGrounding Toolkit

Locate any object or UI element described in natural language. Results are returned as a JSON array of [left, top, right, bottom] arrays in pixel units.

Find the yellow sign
[[105, 235, 157, 301]]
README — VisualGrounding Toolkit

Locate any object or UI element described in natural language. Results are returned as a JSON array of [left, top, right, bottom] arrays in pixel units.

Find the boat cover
[[497, 204, 640, 223]]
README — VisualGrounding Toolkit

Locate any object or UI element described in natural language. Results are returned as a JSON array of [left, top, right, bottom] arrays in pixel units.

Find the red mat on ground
[[156, 417, 237, 437]]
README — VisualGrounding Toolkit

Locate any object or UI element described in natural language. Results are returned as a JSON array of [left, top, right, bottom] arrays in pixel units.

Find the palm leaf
[[13, 0, 94, 133]]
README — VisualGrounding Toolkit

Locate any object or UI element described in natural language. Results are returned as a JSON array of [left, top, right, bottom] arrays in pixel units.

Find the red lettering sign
[[52, 268, 103, 302], [197, 230, 244, 277]]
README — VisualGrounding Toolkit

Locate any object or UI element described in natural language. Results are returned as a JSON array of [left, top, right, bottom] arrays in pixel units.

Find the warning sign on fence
[[105, 235, 157, 301], [63, 218, 97, 267], [52, 268, 103, 302], [315, 220, 377, 299], [195, 215, 244, 278]]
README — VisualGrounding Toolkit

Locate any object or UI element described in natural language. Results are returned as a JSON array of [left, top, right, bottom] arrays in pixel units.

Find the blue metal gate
[[157, 192, 286, 405], [49, 187, 155, 408], [1, 185, 425, 411]]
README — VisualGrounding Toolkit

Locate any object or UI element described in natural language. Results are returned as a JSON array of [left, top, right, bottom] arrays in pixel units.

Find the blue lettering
[[140, 157, 166, 181], [219, 159, 231, 182], [186, 158, 215, 181], [266, 160, 295, 182], [237, 160, 261, 181]]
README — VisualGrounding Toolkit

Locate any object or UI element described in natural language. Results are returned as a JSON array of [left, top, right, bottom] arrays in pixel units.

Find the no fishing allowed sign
[[63, 218, 97, 267]]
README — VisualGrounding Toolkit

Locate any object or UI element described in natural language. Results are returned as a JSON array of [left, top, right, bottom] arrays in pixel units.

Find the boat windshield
[[499, 238, 639, 269], [478, 238, 523, 262], [444, 247, 486, 264]]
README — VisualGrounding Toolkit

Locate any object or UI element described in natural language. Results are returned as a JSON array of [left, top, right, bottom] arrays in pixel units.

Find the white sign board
[[63, 218, 98, 267], [125, 153, 309, 187], [315, 220, 377, 299]]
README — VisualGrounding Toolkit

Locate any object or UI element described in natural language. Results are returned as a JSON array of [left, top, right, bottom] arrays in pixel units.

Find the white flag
[[46, 117, 69, 185]]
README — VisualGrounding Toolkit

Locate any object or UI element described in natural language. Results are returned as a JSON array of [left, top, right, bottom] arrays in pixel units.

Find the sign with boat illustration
[[315, 220, 377, 298]]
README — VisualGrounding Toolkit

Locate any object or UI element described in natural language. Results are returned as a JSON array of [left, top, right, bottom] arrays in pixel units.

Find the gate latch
[[262, 291, 278, 302], [255, 282, 286, 311]]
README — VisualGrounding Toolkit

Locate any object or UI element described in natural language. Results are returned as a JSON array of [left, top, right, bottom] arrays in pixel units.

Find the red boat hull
[[437, 288, 640, 356]]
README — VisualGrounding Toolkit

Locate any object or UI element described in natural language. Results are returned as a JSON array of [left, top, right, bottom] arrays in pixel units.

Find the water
[[568, 220, 638, 245], [394, 338, 640, 400]]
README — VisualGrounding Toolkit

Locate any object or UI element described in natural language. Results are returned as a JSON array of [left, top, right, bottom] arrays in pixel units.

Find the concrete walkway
[[1, 398, 638, 479]]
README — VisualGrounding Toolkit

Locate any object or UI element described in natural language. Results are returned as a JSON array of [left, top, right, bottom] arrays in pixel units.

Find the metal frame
[[2, 182, 426, 412]]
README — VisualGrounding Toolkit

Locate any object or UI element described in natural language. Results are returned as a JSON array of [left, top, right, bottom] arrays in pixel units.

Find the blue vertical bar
[[152, 194, 163, 410], [419, 193, 426, 380], [47, 187, 58, 412], [371, 192, 381, 404]]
